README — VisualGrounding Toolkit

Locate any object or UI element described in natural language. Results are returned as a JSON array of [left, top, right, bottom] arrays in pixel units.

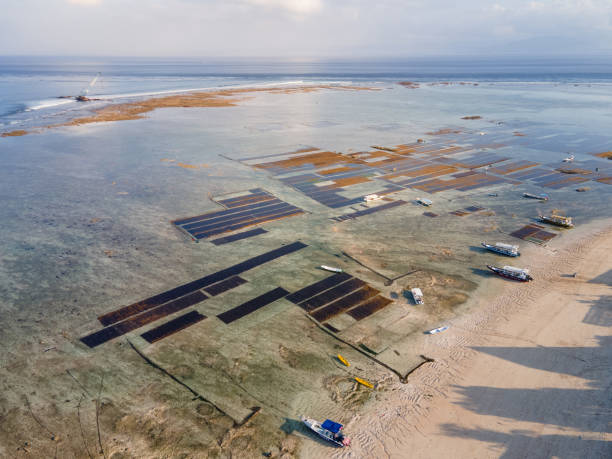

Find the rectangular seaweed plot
[[217, 287, 289, 324], [285, 272, 352, 304], [203, 276, 247, 296], [310, 286, 381, 322], [299, 278, 366, 312], [97, 241, 307, 326], [210, 228, 267, 245], [423, 212, 438, 218], [141, 311, 206, 344], [510, 224, 545, 240], [81, 290, 208, 348], [346, 296, 393, 321], [332, 200, 407, 222]]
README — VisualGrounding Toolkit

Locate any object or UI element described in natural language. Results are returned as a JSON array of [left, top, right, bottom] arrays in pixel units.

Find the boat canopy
[[503, 266, 529, 274], [496, 243, 518, 250], [322, 420, 343, 433]]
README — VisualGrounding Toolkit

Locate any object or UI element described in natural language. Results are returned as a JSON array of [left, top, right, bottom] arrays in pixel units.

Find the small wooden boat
[[320, 265, 343, 273], [354, 377, 374, 389], [427, 326, 449, 334], [337, 354, 350, 366], [301, 416, 351, 447]]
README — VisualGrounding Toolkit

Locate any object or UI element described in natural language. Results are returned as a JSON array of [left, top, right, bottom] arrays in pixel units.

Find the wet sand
[[318, 219, 612, 458]]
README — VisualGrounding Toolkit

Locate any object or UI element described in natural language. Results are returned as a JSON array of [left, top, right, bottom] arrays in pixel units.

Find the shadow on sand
[[441, 332, 611, 458]]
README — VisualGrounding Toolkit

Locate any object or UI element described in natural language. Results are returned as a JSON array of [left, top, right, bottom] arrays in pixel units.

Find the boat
[[364, 194, 382, 202], [301, 416, 351, 447], [411, 288, 424, 304], [481, 242, 520, 257], [355, 377, 374, 389], [523, 192, 548, 201], [416, 197, 433, 207], [563, 154, 575, 162], [487, 265, 533, 282], [320, 265, 343, 273], [539, 214, 574, 228], [337, 354, 350, 366], [427, 326, 449, 334]]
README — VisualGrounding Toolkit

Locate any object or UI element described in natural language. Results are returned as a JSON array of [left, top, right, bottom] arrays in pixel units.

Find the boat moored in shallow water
[[482, 242, 520, 257], [523, 192, 548, 201], [301, 416, 350, 447], [487, 265, 532, 282], [539, 213, 574, 228]]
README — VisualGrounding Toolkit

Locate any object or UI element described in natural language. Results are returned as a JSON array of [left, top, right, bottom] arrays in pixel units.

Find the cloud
[[244, 0, 323, 15], [67, 0, 102, 5]]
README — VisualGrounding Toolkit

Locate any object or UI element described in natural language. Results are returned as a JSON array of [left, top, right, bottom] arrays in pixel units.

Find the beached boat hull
[[487, 265, 532, 282], [481, 243, 520, 257]]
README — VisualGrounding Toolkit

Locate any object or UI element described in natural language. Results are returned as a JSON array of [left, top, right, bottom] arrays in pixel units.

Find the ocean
[[3, 56, 612, 131]]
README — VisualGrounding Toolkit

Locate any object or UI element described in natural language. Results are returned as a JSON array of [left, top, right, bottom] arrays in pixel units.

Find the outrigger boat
[[301, 416, 351, 447], [481, 242, 520, 257], [523, 192, 548, 201], [416, 197, 433, 207], [563, 154, 575, 162], [487, 265, 532, 282], [538, 214, 574, 228], [411, 288, 424, 304]]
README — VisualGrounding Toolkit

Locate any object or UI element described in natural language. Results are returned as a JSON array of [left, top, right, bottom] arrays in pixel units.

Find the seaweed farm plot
[[141, 311, 206, 344], [80, 242, 307, 347], [172, 189, 304, 240], [510, 223, 558, 245], [450, 205, 485, 216], [286, 272, 393, 331], [331, 200, 408, 222]]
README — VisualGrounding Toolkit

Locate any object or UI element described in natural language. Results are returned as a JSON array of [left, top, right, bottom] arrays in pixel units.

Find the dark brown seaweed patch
[[285, 272, 352, 304], [299, 278, 367, 312], [217, 287, 289, 324], [141, 311, 206, 344], [203, 276, 247, 296], [83, 290, 207, 348], [210, 228, 267, 245], [346, 296, 393, 321], [97, 241, 307, 326], [310, 286, 380, 322]]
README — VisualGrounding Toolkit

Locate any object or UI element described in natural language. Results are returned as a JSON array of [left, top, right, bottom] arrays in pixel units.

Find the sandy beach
[[305, 220, 612, 458]]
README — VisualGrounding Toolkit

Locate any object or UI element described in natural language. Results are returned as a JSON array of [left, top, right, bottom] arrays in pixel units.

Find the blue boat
[[301, 416, 351, 447]]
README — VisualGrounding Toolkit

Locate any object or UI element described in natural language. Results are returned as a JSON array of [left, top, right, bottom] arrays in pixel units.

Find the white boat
[[301, 416, 350, 447], [364, 194, 382, 202], [563, 155, 574, 162], [427, 326, 449, 334], [320, 265, 343, 273], [481, 242, 520, 257], [411, 288, 424, 305], [416, 197, 433, 207]]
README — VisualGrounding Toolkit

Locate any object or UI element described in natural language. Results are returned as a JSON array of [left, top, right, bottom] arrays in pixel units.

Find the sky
[[1, 0, 612, 58]]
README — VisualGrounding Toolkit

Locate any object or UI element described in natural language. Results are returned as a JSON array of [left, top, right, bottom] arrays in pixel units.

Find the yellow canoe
[[337, 354, 350, 367], [354, 377, 374, 389]]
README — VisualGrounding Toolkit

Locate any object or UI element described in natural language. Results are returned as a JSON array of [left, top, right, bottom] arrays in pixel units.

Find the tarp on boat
[[322, 419, 342, 433]]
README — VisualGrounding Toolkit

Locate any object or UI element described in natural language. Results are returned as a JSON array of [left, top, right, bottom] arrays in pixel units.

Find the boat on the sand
[[481, 242, 520, 257], [523, 192, 548, 201], [427, 326, 449, 334], [320, 265, 343, 273], [487, 265, 532, 282], [416, 197, 433, 206], [411, 287, 424, 304], [301, 416, 350, 447]]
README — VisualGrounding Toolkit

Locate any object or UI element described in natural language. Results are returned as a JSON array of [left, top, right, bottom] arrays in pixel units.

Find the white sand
[[303, 220, 612, 458]]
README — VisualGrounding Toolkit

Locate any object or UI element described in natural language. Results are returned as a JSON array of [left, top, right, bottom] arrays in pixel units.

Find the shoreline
[[312, 218, 612, 458], [0, 84, 375, 138]]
